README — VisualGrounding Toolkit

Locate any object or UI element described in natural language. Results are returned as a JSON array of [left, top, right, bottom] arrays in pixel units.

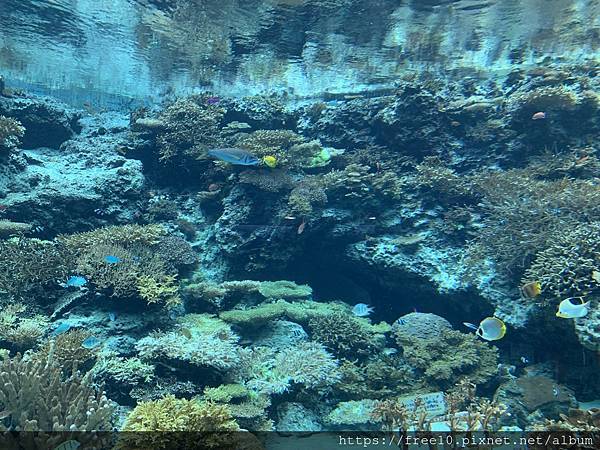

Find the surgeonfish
[[463, 317, 506, 341], [556, 297, 590, 319], [352, 303, 374, 317], [520, 281, 541, 299], [208, 148, 260, 166], [263, 155, 278, 168]]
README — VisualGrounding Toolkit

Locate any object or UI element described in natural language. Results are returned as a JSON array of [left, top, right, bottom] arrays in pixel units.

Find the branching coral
[[397, 328, 498, 390], [287, 176, 329, 216], [0, 115, 25, 151], [0, 220, 32, 238], [59, 225, 185, 307], [0, 303, 48, 351], [40, 328, 96, 371], [0, 238, 73, 298], [0, 351, 114, 432], [308, 311, 383, 358], [234, 129, 304, 166], [154, 96, 225, 164], [523, 222, 600, 298], [257, 280, 312, 300], [414, 156, 472, 201], [93, 352, 155, 385], [468, 170, 600, 275], [119, 395, 239, 450]]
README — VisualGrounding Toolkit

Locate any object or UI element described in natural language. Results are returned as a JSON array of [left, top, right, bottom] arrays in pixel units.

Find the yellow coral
[[137, 274, 181, 307]]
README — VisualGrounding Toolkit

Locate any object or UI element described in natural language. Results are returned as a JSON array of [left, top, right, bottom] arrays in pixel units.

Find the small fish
[[206, 96, 220, 105], [284, 216, 296, 220], [450, 121, 461, 127], [520, 281, 541, 299], [531, 112, 546, 120], [53, 440, 80, 450], [63, 275, 87, 288], [520, 356, 529, 364], [396, 318, 406, 326], [262, 155, 278, 168], [207, 183, 220, 192], [108, 312, 116, 322], [382, 348, 398, 356], [51, 322, 71, 336], [552, 386, 559, 397], [464, 317, 506, 341], [104, 255, 121, 264], [297, 220, 306, 235], [352, 303, 374, 317], [556, 297, 590, 319], [180, 327, 192, 339], [208, 148, 259, 166], [81, 336, 101, 349]]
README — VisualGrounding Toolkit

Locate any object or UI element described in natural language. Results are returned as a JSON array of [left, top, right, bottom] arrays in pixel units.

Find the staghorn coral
[[136, 314, 241, 371], [523, 222, 600, 298], [397, 328, 498, 390], [0, 238, 73, 298], [232, 342, 341, 395], [0, 351, 114, 432], [119, 395, 240, 450], [238, 169, 294, 193], [414, 156, 472, 201], [0, 303, 48, 351], [0, 115, 25, 151], [468, 170, 600, 274], [202, 384, 271, 430], [57, 224, 166, 251]]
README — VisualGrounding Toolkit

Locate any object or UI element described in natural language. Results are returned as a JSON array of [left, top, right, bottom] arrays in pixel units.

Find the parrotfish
[[208, 148, 260, 166]]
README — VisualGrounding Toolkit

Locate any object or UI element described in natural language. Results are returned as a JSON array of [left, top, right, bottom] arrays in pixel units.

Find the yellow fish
[[263, 155, 278, 168], [520, 281, 541, 299]]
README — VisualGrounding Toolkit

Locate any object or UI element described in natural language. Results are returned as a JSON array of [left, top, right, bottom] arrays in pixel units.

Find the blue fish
[[82, 336, 101, 349], [108, 312, 116, 322], [104, 255, 121, 264], [65, 275, 87, 288], [51, 322, 71, 336], [208, 148, 259, 166]]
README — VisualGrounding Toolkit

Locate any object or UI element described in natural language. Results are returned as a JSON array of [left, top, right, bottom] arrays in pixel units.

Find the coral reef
[[0, 115, 24, 151], [0, 351, 114, 432]]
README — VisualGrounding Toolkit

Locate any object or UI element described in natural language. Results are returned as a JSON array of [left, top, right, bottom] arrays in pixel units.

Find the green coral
[[0, 115, 25, 151], [58, 224, 166, 251], [234, 129, 304, 166], [397, 328, 498, 390], [219, 300, 348, 328], [308, 311, 385, 358], [94, 352, 155, 385], [120, 395, 239, 449], [257, 280, 312, 300]]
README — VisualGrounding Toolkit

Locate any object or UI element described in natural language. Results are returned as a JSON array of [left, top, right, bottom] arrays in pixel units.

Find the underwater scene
[[1, 0, 600, 448]]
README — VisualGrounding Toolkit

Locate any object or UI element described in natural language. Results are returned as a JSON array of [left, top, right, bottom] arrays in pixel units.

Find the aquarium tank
[[0, 0, 599, 448]]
